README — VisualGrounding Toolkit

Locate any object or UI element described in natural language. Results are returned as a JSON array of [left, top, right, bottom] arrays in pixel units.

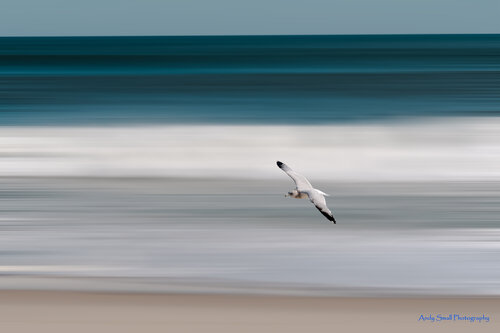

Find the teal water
[[1, 34, 500, 125]]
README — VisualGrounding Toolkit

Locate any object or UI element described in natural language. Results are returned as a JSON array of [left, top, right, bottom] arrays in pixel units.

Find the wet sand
[[0, 291, 498, 332]]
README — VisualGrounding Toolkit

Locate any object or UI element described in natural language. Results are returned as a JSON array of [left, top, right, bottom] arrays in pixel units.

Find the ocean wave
[[1, 117, 500, 180]]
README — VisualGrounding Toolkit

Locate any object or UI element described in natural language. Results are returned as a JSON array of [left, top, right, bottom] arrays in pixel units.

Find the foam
[[1, 117, 500, 180]]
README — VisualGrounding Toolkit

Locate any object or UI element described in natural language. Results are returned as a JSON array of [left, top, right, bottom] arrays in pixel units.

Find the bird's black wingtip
[[276, 161, 283, 168], [319, 210, 336, 224]]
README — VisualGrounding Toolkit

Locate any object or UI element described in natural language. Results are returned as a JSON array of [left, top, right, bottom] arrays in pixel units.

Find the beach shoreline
[[0, 290, 498, 332]]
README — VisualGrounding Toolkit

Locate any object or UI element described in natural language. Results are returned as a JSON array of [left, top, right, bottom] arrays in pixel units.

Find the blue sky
[[1, 0, 499, 36]]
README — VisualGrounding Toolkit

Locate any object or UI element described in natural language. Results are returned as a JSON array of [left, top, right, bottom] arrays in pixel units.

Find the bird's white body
[[286, 189, 309, 199], [277, 161, 336, 223]]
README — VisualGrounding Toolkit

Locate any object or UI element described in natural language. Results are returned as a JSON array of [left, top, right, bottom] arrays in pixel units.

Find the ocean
[[1, 35, 500, 296], [1, 34, 499, 125]]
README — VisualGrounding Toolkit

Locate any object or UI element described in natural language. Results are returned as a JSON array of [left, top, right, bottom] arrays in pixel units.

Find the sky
[[1, 0, 499, 36]]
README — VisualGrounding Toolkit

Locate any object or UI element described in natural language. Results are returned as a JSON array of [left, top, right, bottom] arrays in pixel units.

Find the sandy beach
[[0, 291, 497, 332]]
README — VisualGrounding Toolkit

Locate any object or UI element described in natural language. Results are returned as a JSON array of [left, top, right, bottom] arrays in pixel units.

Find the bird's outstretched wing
[[308, 190, 336, 224], [276, 161, 313, 192], [277, 161, 336, 223]]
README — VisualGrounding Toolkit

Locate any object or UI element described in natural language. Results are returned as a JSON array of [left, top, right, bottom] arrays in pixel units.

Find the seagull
[[277, 161, 336, 224]]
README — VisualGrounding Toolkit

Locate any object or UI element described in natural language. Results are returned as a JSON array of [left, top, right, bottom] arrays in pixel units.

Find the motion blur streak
[[1, 119, 500, 180], [1, 35, 500, 296], [1, 177, 500, 295]]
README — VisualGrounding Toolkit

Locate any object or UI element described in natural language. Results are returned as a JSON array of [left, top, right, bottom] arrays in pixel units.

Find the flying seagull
[[277, 161, 336, 224]]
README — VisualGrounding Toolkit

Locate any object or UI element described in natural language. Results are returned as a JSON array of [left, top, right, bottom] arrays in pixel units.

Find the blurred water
[[2, 120, 500, 180], [1, 35, 500, 125], [1, 35, 500, 296], [0, 177, 499, 295]]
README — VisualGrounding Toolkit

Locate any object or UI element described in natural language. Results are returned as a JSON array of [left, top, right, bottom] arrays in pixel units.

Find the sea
[[1, 35, 500, 296]]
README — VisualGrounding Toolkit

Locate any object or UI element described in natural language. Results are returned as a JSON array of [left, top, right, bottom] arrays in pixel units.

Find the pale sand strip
[[0, 291, 498, 332]]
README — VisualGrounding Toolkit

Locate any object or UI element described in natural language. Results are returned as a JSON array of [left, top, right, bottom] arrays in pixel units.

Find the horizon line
[[1, 33, 500, 38]]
